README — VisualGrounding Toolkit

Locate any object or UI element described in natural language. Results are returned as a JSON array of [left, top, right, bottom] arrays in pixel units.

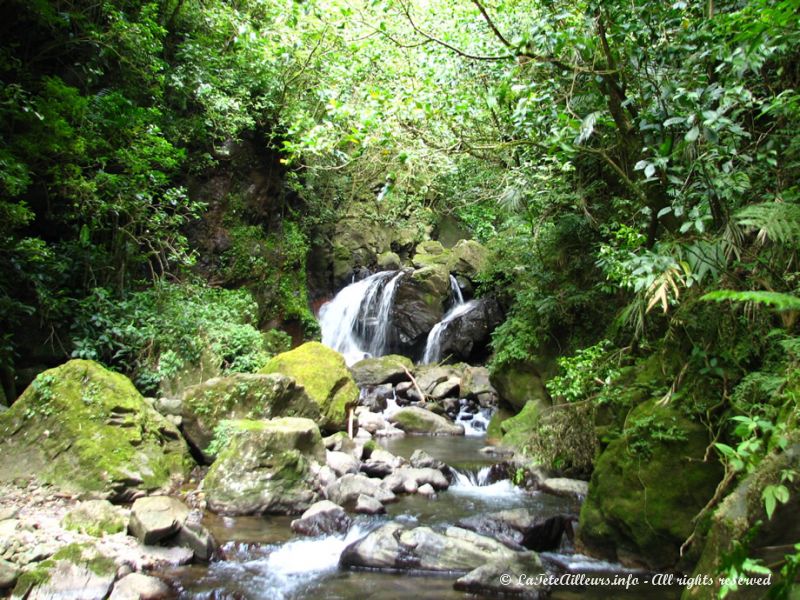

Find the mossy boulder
[[388, 406, 464, 435], [61, 500, 127, 538], [682, 429, 800, 600], [350, 355, 413, 387], [490, 361, 551, 412], [498, 401, 542, 450], [578, 399, 724, 570], [446, 239, 489, 278], [259, 342, 358, 432], [12, 542, 116, 600], [0, 360, 192, 502], [412, 240, 451, 268], [377, 251, 402, 270], [203, 417, 326, 515], [181, 373, 319, 462], [486, 407, 513, 443]]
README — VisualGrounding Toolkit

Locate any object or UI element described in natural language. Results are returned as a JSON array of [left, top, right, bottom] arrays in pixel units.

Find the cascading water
[[449, 274, 464, 305], [454, 399, 493, 436], [421, 300, 476, 364], [319, 271, 404, 365]]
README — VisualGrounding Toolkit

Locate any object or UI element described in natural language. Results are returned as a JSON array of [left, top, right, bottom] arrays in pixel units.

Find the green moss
[[499, 401, 542, 450], [0, 360, 191, 498], [259, 342, 358, 431], [486, 407, 513, 442], [490, 361, 551, 412], [12, 562, 52, 597], [61, 501, 126, 537]]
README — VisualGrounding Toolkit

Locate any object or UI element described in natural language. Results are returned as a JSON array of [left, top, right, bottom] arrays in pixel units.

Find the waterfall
[[421, 300, 477, 364], [319, 271, 404, 365], [449, 274, 464, 305]]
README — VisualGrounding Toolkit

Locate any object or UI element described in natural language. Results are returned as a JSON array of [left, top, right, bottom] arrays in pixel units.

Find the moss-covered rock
[[682, 429, 800, 600], [0, 360, 192, 502], [259, 342, 358, 432], [490, 361, 551, 412], [388, 406, 464, 435], [412, 240, 451, 268], [349, 355, 413, 387], [486, 407, 513, 443], [203, 417, 326, 515], [446, 239, 489, 278], [578, 399, 723, 570], [498, 401, 542, 450], [377, 251, 402, 270], [181, 373, 319, 462], [61, 500, 127, 537]]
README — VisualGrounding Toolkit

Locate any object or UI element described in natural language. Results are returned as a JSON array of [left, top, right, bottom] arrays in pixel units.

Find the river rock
[[377, 251, 402, 270], [355, 409, 386, 434], [374, 423, 405, 437], [180, 373, 318, 463], [429, 377, 460, 400], [61, 500, 127, 538], [0, 559, 19, 590], [358, 385, 391, 412], [108, 573, 171, 600], [327, 451, 360, 476], [323, 432, 359, 457], [454, 553, 549, 599], [14, 543, 116, 600], [459, 509, 568, 552], [203, 417, 326, 515], [382, 468, 449, 494], [354, 494, 386, 515], [0, 360, 191, 502], [350, 355, 413, 386], [174, 512, 217, 561], [325, 473, 396, 506], [434, 297, 503, 362], [461, 367, 498, 404], [361, 449, 404, 477], [409, 449, 446, 471], [540, 478, 589, 498], [128, 496, 189, 545], [389, 406, 464, 435], [340, 523, 522, 571], [259, 342, 359, 431], [417, 483, 436, 497], [391, 265, 450, 348], [291, 500, 351, 536]]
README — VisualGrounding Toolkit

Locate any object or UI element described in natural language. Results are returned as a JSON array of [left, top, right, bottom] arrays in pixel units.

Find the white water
[[450, 466, 523, 499], [449, 274, 464, 305], [421, 300, 477, 364], [319, 271, 404, 365], [454, 401, 493, 436]]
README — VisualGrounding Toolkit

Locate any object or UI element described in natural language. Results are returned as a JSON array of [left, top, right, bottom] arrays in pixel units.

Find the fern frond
[[735, 202, 800, 245], [701, 290, 800, 311]]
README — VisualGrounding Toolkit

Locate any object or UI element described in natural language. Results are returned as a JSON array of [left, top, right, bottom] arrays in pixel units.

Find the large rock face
[[578, 400, 724, 570], [490, 361, 551, 412], [181, 373, 319, 462], [340, 523, 523, 571], [391, 265, 450, 350], [434, 297, 503, 362], [0, 360, 191, 502], [259, 342, 358, 431], [203, 417, 326, 515]]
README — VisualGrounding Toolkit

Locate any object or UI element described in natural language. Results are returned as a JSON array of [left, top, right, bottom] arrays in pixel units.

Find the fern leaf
[[735, 203, 800, 245], [700, 290, 800, 311]]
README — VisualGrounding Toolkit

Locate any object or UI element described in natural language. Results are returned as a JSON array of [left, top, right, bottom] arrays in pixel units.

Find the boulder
[[61, 500, 127, 537], [354, 494, 385, 515], [326, 451, 360, 477], [0, 360, 191, 502], [129, 496, 189, 545], [389, 406, 464, 435], [409, 449, 446, 471], [331, 215, 394, 288], [259, 342, 359, 431], [417, 484, 436, 497], [12, 543, 116, 600], [415, 365, 462, 396], [180, 373, 318, 462], [350, 355, 413, 387], [323, 431, 358, 457], [499, 401, 542, 450], [291, 500, 351, 537], [340, 523, 522, 571], [446, 239, 489, 278], [203, 417, 326, 515], [356, 410, 386, 434], [460, 367, 497, 402], [325, 473, 396, 506], [412, 240, 451, 269], [578, 399, 724, 570], [358, 386, 391, 413], [458, 509, 568, 552], [377, 251, 402, 271], [0, 559, 19, 590], [434, 299, 503, 363], [454, 553, 548, 599], [490, 360, 551, 412], [108, 573, 171, 600], [391, 265, 451, 348], [382, 468, 449, 494], [361, 448, 404, 478], [540, 478, 589, 498], [174, 512, 217, 561]]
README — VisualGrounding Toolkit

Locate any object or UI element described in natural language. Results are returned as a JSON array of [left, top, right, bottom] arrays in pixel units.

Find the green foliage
[[701, 291, 800, 312], [546, 340, 622, 405], [70, 282, 274, 394]]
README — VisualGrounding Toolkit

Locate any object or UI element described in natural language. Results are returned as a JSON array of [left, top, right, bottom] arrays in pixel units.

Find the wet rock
[[174, 512, 217, 561], [108, 573, 171, 600], [461, 367, 497, 403], [454, 553, 548, 599], [354, 494, 386, 515], [361, 449, 404, 477], [14, 543, 116, 600], [382, 468, 449, 494], [62, 500, 127, 537], [389, 406, 464, 435], [409, 449, 446, 471], [0, 559, 19, 590], [291, 500, 351, 536], [203, 417, 326, 516], [129, 496, 189, 545], [374, 423, 405, 437], [340, 523, 522, 572], [358, 386, 391, 413], [417, 484, 435, 497], [490, 361, 552, 412], [391, 265, 450, 348], [350, 355, 413, 387], [327, 451, 360, 477], [434, 297, 503, 362], [180, 373, 318, 462], [377, 251, 402, 271], [325, 473, 396, 506], [458, 509, 568, 552], [412, 240, 450, 269], [540, 478, 589, 498], [429, 377, 460, 400], [355, 409, 386, 434], [323, 432, 358, 457]]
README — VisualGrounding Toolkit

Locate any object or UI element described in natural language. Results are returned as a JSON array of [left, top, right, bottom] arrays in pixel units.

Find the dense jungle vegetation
[[1, 0, 799, 596]]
